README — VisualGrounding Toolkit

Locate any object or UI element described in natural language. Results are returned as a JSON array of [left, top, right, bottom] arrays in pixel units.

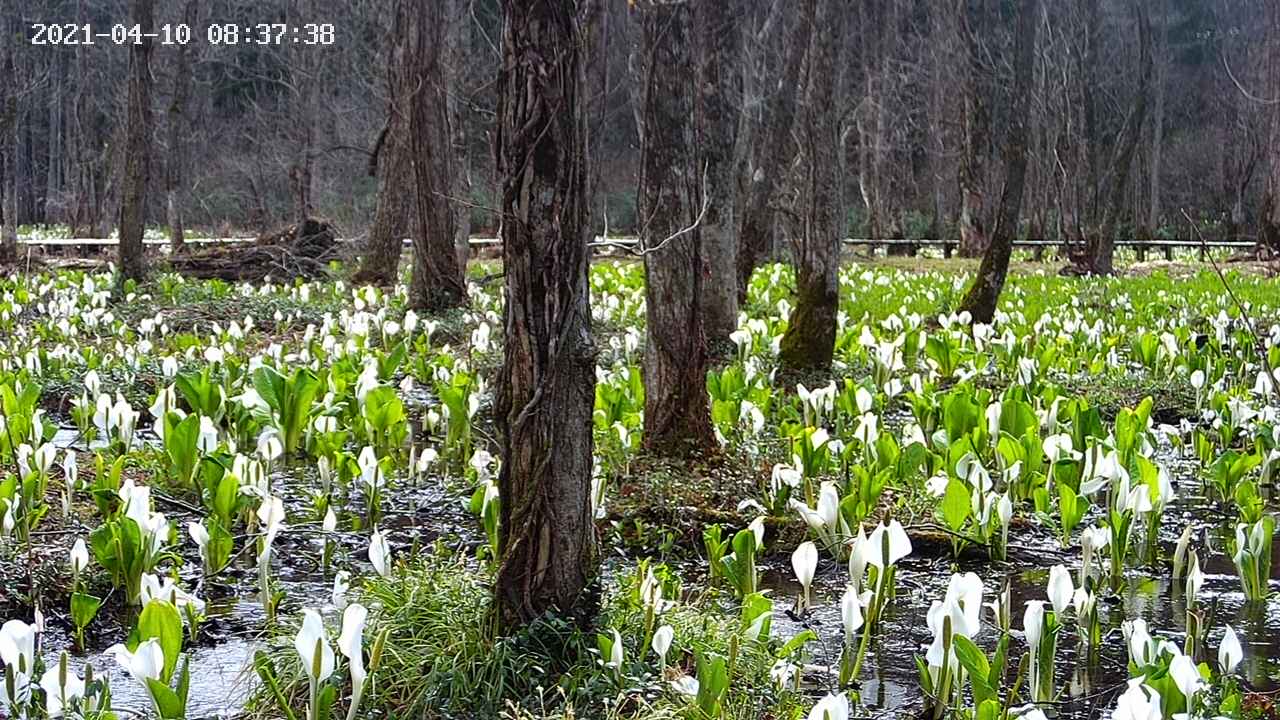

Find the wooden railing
[[18, 234, 1254, 261]]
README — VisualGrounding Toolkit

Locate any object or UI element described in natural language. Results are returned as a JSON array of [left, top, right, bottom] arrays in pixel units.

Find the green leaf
[[777, 630, 815, 658], [941, 477, 971, 531], [70, 592, 102, 629], [253, 651, 300, 720], [951, 635, 995, 706], [138, 599, 184, 683], [146, 678, 187, 719], [315, 683, 336, 720]]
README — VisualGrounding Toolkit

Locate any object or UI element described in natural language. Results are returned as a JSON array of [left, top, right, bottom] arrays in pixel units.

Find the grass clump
[[247, 546, 809, 720]]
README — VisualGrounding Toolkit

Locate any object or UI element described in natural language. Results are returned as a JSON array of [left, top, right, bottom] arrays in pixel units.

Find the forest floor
[[2, 258, 1279, 719]]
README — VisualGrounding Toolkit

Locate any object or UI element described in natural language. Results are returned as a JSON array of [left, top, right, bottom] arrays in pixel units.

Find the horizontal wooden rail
[[17, 235, 1252, 262]]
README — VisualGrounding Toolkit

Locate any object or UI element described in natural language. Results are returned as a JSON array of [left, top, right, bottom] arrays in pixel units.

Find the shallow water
[[24, 448, 478, 719], [33, 426, 1280, 718], [762, 449, 1280, 717]]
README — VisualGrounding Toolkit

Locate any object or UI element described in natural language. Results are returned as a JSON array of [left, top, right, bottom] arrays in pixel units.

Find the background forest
[[2, 0, 1278, 250]]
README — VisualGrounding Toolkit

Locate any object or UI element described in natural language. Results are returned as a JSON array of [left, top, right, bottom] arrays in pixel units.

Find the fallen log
[[166, 218, 347, 282]]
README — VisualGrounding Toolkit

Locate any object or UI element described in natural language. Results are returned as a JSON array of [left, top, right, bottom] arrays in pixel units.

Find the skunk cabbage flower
[[792, 541, 818, 610], [0, 619, 37, 676], [1111, 679, 1162, 720], [338, 603, 369, 720], [1169, 651, 1204, 703], [1219, 626, 1243, 675], [808, 692, 850, 720], [866, 520, 912, 569], [841, 587, 867, 644], [38, 658, 85, 718], [1122, 619, 1157, 668], [106, 638, 165, 714], [369, 529, 391, 577], [294, 609, 335, 684], [69, 538, 90, 575], [1047, 565, 1074, 616]]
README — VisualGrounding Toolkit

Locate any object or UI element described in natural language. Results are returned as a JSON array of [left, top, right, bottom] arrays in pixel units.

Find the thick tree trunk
[[636, 2, 716, 456], [404, 0, 466, 311], [778, 0, 844, 375], [960, 0, 1039, 323], [1147, 1, 1167, 236], [958, 0, 990, 258], [1260, 2, 1280, 254], [166, 0, 196, 254], [447, 0, 472, 274], [118, 0, 154, 282], [354, 121, 410, 286], [493, 0, 598, 629], [1087, 0, 1152, 275], [696, 0, 742, 351], [735, 0, 815, 299], [1, 19, 17, 263]]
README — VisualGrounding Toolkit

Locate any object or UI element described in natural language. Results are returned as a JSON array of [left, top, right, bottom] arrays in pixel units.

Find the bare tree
[[634, 1, 715, 455], [959, 0, 1040, 322], [695, 0, 742, 350], [735, 0, 815, 298], [118, 0, 154, 282], [957, 0, 993, 258], [354, 122, 411, 286], [1262, 0, 1280, 252], [778, 0, 844, 374], [404, 0, 467, 311], [354, 4, 415, 287], [165, 0, 198, 254], [493, 0, 598, 629], [1082, 0, 1152, 275], [0, 8, 18, 262], [447, 0, 473, 274]]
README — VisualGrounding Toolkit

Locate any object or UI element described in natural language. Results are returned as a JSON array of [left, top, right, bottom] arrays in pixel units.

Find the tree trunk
[[958, 0, 990, 258], [635, 2, 716, 456], [959, 0, 1039, 323], [289, 3, 317, 228], [166, 0, 197, 254], [354, 121, 411, 286], [735, 0, 815, 299], [1261, 1, 1280, 254], [696, 0, 742, 352], [404, 0, 466, 311], [778, 0, 844, 375], [1087, 0, 1152, 275], [118, 0, 154, 282], [1147, 0, 1167, 236], [1, 16, 17, 263], [46, 50, 62, 227], [447, 0, 473, 275], [493, 0, 598, 629]]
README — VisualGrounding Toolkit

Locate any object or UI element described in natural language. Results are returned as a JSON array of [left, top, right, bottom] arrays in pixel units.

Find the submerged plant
[[1232, 515, 1275, 602]]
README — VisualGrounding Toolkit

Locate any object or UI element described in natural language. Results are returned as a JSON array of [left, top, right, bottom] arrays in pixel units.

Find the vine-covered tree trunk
[[636, 2, 715, 455], [493, 0, 598, 629], [959, 0, 1039, 324], [165, 0, 196, 255], [778, 0, 844, 374], [118, 0, 153, 282], [404, 0, 466, 311], [736, 0, 815, 299], [354, 121, 411, 286], [696, 0, 742, 351]]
